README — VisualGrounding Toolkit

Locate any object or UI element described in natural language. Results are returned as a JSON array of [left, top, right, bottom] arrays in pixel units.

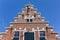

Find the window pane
[[27, 8, 30, 12], [34, 14, 36, 17], [13, 31, 19, 40], [27, 19, 29, 22], [40, 31, 46, 40], [13, 38, 19, 40], [14, 31, 19, 37], [40, 31, 45, 36], [40, 37, 45, 40], [24, 32, 34, 40], [30, 19, 32, 22]]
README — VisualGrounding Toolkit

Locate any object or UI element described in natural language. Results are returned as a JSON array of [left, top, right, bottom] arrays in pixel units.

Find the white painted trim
[[24, 28, 27, 31], [37, 27, 39, 30], [5, 30, 8, 32], [19, 31, 20, 40], [34, 31, 36, 40], [18, 15, 21, 18], [32, 28, 36, 40], [34, 30, 46, 31], [45, 36, 47, 40], [42, 28, 45, 30], [0, 38, 2, 40], [32, 16, 35, 19], [23, 32, 24, 40], [24, 16, 34, 19], [13, 29, 46, 32], [51, 29, 53, 31], [14, 20, 17, 22], [10, 24, 13, 27], [32, 28, 34, 31], [19, 28, 22, 29], [13, 28, 24, 31], [23, 28, 27, 40], [14, 28, 16, 31], [56, 35, 59, 37]]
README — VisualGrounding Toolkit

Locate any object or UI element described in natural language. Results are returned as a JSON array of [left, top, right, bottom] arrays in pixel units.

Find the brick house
[[0, 4, 60, 40]]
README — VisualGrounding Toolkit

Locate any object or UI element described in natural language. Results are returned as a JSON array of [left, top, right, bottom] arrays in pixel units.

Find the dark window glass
[[30, 19, 32, 22], [27, 19, 29, 22], [14, 31, 19, 37], [26, 19, 32, 22], [40, 37, 45, 40], [27, 8, 30, 12], [13, 31, 19, 40], [40, 31, 45, 40], [34, 14, 36, 17], [13, 38, 19, 40], [40, 31, 45, 36], [24, 32, 34, 40], [22, 14, 24, 17]]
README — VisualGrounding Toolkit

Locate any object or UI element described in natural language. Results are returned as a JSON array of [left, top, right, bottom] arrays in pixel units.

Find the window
[[30, 19, 32, 22], [27, 19, 29, 22], [34, 14, 36, 17], [26, 19, 32, 22], [27, 8, 30, 12], [39, 31, 46, 40], [40, 37, 45, 40], [40, 31, 45, 36], [24, 32, 34, 40], [13, 31, 19, 40], [22, 14, 24, 18], [22, 14, 24, 17]]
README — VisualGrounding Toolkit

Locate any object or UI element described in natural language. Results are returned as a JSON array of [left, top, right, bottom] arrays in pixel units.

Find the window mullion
[[29, 19, 30, 22]]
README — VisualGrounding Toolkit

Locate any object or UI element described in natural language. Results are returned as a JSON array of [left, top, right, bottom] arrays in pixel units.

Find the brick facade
[[0, 4, 60, 40]]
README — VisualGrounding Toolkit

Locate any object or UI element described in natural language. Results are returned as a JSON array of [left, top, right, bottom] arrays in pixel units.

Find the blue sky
[[0, 0, 60, 36]]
